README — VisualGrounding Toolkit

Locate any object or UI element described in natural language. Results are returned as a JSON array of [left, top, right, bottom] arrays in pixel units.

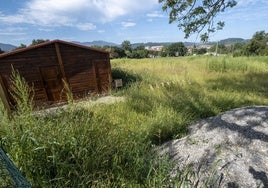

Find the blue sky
[[0, 0, 267, 46]]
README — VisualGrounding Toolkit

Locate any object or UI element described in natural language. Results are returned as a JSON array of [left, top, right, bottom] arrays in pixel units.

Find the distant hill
[[132, 42, 172, 48], [218, 38, 249, 45], [205, 38, 249, 46], [72, 38, 250, 49], [73, 40, 118, 47], [0, 38, 248, 52], [0, 43, 17, 51], [133, 39, 250, 48], [74, 41, 190, 48]]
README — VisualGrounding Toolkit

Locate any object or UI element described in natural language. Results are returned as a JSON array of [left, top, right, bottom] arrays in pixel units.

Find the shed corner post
[[54, 42, 73, 102], [108, 56, 112, 92], [54, 42, 68, 82]]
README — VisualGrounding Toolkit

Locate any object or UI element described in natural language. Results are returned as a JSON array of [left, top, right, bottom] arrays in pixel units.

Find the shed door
[[40, 66, 64, 102]]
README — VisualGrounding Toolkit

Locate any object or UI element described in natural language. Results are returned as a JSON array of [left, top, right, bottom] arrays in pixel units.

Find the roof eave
[[0, 39, 110, 59]]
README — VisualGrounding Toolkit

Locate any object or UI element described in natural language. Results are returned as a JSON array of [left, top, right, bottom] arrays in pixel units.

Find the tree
[[91, 45, 102, 50], [130, 45, 149, 58], [232, 42, 246, 57], [134, 45, 145, 51], [196, 48, 207, 55], [160, 46, 169, 57], [209, 43, 228, 54], [121, 40, 132, 52], [14, 44, 27, 50], [111, 46, 126, 58], [166, 42, 188, 56], [31, 39, 49, 45], [244, 31, 268, 56], [159, 0, 237, 42]]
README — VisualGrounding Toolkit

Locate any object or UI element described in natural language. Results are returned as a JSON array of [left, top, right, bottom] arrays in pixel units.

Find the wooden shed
[[0, 39, 112, 110]]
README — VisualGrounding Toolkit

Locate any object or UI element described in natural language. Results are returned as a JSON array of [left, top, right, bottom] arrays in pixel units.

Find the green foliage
[[232, 42, 247, 57], [14, 44, 27, 50], [121, 40, 132, 52], [13, 39, 49, 51], [31, 39, 49, 46], [160, 46, 168, 57], [244, 31, 268, 56], [9, 67, 34, 116], [193, 47, 207, 55], [130, 45, 149, 59], [160, 42, 188, 57], [110, 46, 126, 58], [159, 0, 237, 42], [166, 42, 187, 56], [111, 42, 149, 59], [209, 43, 229, 54], [111, 68, 141, 88], [1, 56, 268, 187], [62, 79, 74, 104]]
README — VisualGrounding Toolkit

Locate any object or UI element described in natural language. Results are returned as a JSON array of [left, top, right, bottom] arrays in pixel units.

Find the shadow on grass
[[123, 70, 268, 145], [126, 81, 220, 145], [166, 83, 217, 119], [206, 72, 268, 98], [112, 68, 142, 89]]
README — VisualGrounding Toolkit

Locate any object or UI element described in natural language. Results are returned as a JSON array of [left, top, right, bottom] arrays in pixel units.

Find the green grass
[[0, 56, 268, 187]]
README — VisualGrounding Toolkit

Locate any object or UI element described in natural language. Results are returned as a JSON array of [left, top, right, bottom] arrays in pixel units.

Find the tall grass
[[0, 56, 268, 187]]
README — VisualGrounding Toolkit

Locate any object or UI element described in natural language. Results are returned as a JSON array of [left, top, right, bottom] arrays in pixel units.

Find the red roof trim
[[0, 39, 110, 59]]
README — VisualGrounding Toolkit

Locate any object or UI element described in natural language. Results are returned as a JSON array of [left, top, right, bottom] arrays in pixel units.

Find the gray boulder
[[158, 106, 268, 187]]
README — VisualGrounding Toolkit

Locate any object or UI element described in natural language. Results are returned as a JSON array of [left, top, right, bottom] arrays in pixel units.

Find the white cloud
[[0, 0, 158, 30], [236, 0, 268, 6], [88, 0, 158, 21], [221, 0, 268, 22], [121, 22, 136, 28], [38, 28, 54, 32], [147, 11, 165, 18], [0, 32, 26, 36], [0, 27, 27, 36], [75, 23, 96, 31], [0, 27, 26, 32]]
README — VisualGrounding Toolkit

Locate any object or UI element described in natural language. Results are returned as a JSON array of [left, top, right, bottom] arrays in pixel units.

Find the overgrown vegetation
[[0, 56, 268, 187]]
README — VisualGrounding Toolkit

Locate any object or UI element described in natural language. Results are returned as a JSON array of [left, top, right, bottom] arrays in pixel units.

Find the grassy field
[[0, 56, 268, 187]]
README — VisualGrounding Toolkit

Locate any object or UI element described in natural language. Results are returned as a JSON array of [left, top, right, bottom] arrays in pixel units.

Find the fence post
[[0, 148, 31, 187]]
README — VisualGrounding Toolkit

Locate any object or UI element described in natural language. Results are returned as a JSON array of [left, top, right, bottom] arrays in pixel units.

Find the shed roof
[[0, 39, 110, 59]]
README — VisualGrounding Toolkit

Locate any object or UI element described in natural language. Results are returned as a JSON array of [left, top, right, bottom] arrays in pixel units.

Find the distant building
[[145, 46, 164, 52]]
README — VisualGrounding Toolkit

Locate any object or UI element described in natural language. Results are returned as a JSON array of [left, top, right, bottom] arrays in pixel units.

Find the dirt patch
[[35, 96, 125, 116]]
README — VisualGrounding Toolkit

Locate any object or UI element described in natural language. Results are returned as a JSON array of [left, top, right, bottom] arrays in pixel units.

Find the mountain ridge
[[0, 43, 17, 51], [72, 40, 118, 47], [1, 38, 250, 52], [77, 38, 249, 47]]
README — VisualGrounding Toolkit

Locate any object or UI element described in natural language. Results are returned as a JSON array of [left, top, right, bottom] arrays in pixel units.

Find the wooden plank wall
[[94, 58, 112, 92], [59, 43, 111, 98], [0, 73, 11, 112], [0, 44, 59, 104]]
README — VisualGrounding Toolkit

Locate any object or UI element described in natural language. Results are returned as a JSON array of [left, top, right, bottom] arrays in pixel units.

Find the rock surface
[[158, 106, 268, 188]]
